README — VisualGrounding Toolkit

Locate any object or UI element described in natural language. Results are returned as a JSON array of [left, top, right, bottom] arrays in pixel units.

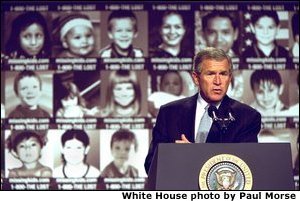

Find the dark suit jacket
[[144, 93, 261, 173]]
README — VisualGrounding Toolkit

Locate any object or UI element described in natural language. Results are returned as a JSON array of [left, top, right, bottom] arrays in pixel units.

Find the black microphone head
[[208, 105, 218, 118]]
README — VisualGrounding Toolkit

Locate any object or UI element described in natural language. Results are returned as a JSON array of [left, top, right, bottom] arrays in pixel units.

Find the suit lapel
[[177, 94, 198, 143]]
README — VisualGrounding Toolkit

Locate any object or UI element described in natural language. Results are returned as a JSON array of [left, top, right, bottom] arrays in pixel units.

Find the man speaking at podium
[[145, 47, 261, 173]]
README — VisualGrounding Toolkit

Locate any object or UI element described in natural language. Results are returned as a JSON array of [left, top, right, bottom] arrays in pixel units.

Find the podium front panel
[[147, 143, 294, 190]]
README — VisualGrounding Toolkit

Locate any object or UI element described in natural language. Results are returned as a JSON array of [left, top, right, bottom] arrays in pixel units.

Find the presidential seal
[[199, 154, 252, 190]]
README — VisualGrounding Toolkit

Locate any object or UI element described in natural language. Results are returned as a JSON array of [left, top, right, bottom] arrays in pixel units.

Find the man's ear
[[192, 72, 200, 86], [84, 146, 90, 155]]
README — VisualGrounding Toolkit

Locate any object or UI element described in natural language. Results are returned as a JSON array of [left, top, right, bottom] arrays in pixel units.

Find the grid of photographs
[[0, 1, 299, 190]]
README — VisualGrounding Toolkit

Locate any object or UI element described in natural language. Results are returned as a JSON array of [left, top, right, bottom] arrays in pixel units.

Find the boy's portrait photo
[[99, 11, 148, 58], [242, 70, 290, 116], [195, 11, 240, 58], [241, 11, 291, 62], [51, 11, 101, 58], [5, 70, 52, 118], [99, 128, 149, 178]]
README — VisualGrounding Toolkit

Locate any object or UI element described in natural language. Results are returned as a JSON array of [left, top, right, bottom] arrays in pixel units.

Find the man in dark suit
[[144, 47, 261, 174]]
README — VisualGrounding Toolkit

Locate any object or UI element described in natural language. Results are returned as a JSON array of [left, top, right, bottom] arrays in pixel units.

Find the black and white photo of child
[[148, 70, 197, 117], [53, 71, 100, 118], [4, 12, 51, 59], [50, 129, 100, 178], [99, 70, 148, 118], [5, 130, 53, 178], [51, 11, 101, 58], [99, 11, 147, 58], [149, 10, 194, 58], [100, 128, 149, 178], [5, 70, 52, 118]]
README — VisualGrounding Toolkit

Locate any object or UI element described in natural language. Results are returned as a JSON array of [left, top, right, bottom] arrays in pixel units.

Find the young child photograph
[[54, 79, 99, 118], [241, 11, 291, 62], [99, 10, 147, 58], [149, 10, 194, 58], [52, 129, 100, 178], [5, 70, 52, 118], [100, 128, 149, 178], [5, 11, 51, 59], [148, 70, 197, 117], [5, 130, 52, 178], [52, 12, 100, 58], [242, 70, 290, 116], [99, 70, 148, 117]]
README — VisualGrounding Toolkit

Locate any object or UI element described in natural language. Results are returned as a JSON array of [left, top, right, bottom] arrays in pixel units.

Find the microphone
[[228, 109, 235, 122], [208, 105, 219, 122], [208, 106, 236, 133]]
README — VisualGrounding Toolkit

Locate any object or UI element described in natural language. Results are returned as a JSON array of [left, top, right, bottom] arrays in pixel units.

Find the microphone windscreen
[[208, 105, 218, 118]]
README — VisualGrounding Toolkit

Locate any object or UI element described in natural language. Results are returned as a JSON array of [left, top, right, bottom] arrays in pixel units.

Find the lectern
[[147, 143, 294, 190]]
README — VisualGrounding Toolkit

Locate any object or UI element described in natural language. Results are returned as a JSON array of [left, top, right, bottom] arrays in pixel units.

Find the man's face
[[204, 17, 238, 53], [192, 59, 232, 103], [253, 81, 282, 110]]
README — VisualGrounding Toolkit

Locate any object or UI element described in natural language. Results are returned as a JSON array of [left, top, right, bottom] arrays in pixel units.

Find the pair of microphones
[[207, 105, 235, 133]]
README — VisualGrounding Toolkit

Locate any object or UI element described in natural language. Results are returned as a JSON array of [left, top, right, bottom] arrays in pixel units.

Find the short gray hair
[[193, 47, 233, 73]]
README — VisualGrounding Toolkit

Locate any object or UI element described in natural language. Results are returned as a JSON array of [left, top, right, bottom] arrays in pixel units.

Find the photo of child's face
[[254, 16, 278, 46], [62, 139, 86, 165], [113, 82, 135, 107], [204, 17, 237, 53], [160, 14, 185, 47], [64, 26, 95, 56], [109, 18, 136, 50], [16, 137, 42, 164], [254, 81, 281, 110], [111, 140, 134, 166], [160, 72, 182, 96], [20, 23, 45, 56], [17, 76, 41, 108]]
